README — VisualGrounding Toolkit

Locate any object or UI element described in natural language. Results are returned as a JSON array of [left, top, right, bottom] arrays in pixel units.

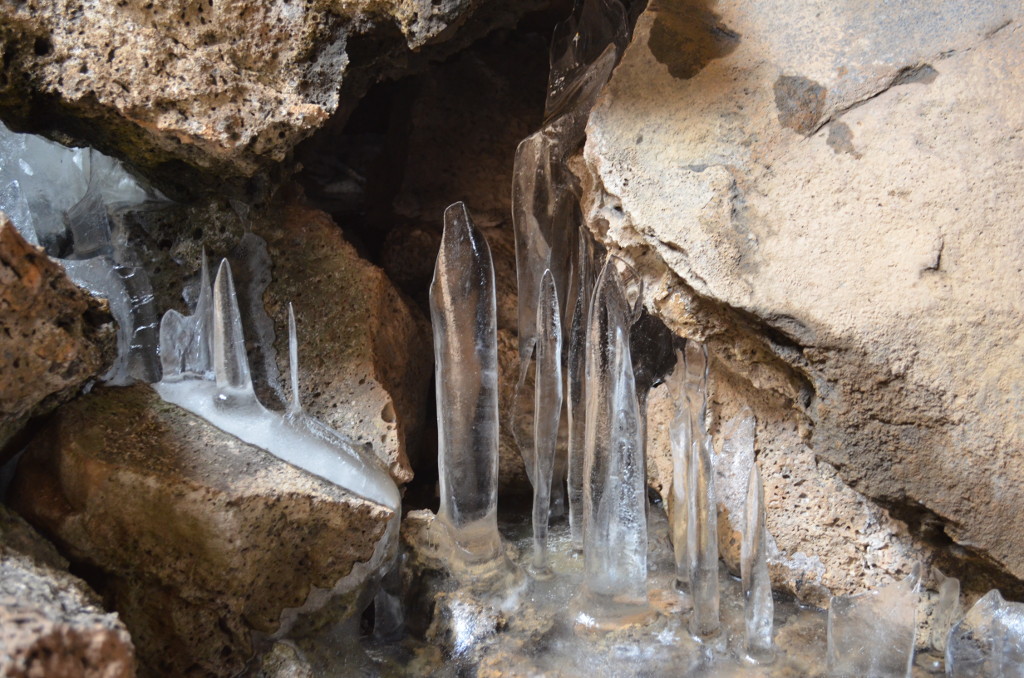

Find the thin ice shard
[[687, 430, 720, 639], [947, 589, 1024, 677], [212, 259, 255, 404], [577, 257, 650, 628], [827, 563, 921, 678], [531, 269, 563, 576], [742, 462, 774, 662], [288, 302, 301, 416], [429, 202, 504, 567]]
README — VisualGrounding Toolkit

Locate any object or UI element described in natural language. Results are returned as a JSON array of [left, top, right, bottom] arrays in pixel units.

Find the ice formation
[[0, 122, 164, 384], [931, 569, 961, 653], [742, 462, 774, 662], [429, 202, 506, 569], [946, 589, 1024, 677], [826, 563, 921, 677], [576, 257, 650, 628], [531, 269, 563, 576]]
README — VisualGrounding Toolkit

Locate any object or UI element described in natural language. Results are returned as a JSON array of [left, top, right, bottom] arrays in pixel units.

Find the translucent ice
[[687, 424, 720, 639], [946, 589, 1024, 677], [742, 462, 774, 662], [826, 564, 921, 677], [931, 569, 960, 653], [577, 257, 650, 628], [531, 270, 563, 576], [429, 202, 504, 567]]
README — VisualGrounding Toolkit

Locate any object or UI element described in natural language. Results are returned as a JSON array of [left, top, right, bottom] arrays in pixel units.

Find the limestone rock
[[0, 217, 114, 455], [258, 199, 431, 485], [584, 0, 1024, 599], [8, 384, 393, 677], [1, 506, 136, 678], [0, 0, 543, 197]]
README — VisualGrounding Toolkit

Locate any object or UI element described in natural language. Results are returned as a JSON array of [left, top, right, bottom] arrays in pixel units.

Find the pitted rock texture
[[1, 506, 136, 678], [8, 384, 393, 677], [584, 0, 1024, 601], [0, 0, 542, 198], [0, 216, 114, 455]]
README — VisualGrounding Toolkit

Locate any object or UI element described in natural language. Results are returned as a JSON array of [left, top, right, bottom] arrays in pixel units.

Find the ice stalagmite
[[430, 202, 504, 568], [930, 569, 960, 653], [742, 462, 774, 662], [826, 563, 920, 677], [531, 269, 563, 576], [946, 589, 1024, 677], [577, 257, 650, 629], [567, 233, 600, 550]]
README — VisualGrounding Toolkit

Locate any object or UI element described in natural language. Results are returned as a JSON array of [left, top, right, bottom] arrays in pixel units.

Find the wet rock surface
[[8, 384, 393, 677], [0, 505, 135, 678], [0, 217, 115, 455], [583, 0, 1024, 600], [0, 0, 545, 198]]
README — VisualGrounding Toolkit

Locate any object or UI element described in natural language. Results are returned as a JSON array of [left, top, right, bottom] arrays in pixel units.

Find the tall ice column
[[430, 202, 504, 567], [742, 462, 775, 661]]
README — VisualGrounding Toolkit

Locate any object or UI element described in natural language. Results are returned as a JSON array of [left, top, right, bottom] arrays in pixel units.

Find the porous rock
[[0, 505, 135, 678], [0, 0, 543, 197], [8, 384, 393, 677], [0, 216, 114, 455], [585, 0, 1024, 601]]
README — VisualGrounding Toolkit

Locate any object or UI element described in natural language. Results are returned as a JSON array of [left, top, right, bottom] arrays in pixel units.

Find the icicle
[[567, 234, 596, 551], [429, 201, 505, 568], [741, 461, 774, 662], [827, 563, 921, 677], [576, 257, 650, 629], [287, 302, 301, 416], [531, 269, 563, 576], [687, 426, 720, 639]]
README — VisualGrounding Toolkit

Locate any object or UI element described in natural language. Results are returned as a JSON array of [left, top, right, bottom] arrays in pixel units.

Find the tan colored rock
[[584, 0, 1024, 600], [9, 384, 393, 677], [1, 506, 135, 678], [0, 0, 543, 197], [258, 198, 431, 485], [0, 217, 114, 454]]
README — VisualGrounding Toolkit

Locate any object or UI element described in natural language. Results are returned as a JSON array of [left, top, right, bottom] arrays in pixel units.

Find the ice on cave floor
[[742, 461, 775, 663], [155, 258, 399, 514], [576, 256, 650, 629], [931, 569, 961, 654], [946, 589, 1024, 677], [531, 269, 563, 577], [0, 122, 164, 384], [429, 202, 511, 573], [827, 563, 921, 678]]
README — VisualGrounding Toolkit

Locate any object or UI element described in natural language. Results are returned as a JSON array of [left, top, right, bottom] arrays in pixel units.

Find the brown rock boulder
[[9, 384, 394, 677], [0, 217, 114, 455], [583, 0, 1024, 599]]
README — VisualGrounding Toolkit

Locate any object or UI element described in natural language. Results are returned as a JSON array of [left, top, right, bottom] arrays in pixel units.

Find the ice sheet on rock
[[826, 563, 921, 678], [429, 202, 504, 566], [946, 589, 1024, 677], [532, 270, 563, 575], [742, 462, 774, 662], [578, 257, 649, 625], [0, 122, 163, 384]]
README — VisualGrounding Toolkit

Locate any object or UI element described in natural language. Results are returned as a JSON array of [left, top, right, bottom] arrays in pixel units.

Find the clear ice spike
[[827, 563, 921, 678], [687, 428, 720, 638], [429, 201, 504, 566], [946, 589, 1024, 677], [931, 569, 960, 653], [212, 259, 255, 405], [742, 461, 774, 662], [567, 233, 596, 551], [578, 257, 649, 627], [288, 302, 302, 416], [531, 269, 563, 575]]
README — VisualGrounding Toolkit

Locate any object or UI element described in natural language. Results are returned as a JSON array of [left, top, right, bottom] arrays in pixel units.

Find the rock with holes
[[0, 216, 115, 456], [1, 505, 136, 678], [0, 0, 544, 198], [582, 0, 1024, 601], [8, 383, 394, 677]]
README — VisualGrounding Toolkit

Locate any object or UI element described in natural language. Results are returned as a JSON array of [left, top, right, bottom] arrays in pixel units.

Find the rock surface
[[8, 384, 394, 677], [583, 0, 1024, 600], [0, 0, 542, 197], [0, 217, 114, 456], [1, 505, 136, 678]]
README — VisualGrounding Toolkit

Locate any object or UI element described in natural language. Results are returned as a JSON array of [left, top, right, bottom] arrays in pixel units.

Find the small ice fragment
[[742, 461, 775, 662], [531, 270, 563, 576], [946, 589, 1024, 677], [827, 563, 921, 677], [429, 202, 505, 567]]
